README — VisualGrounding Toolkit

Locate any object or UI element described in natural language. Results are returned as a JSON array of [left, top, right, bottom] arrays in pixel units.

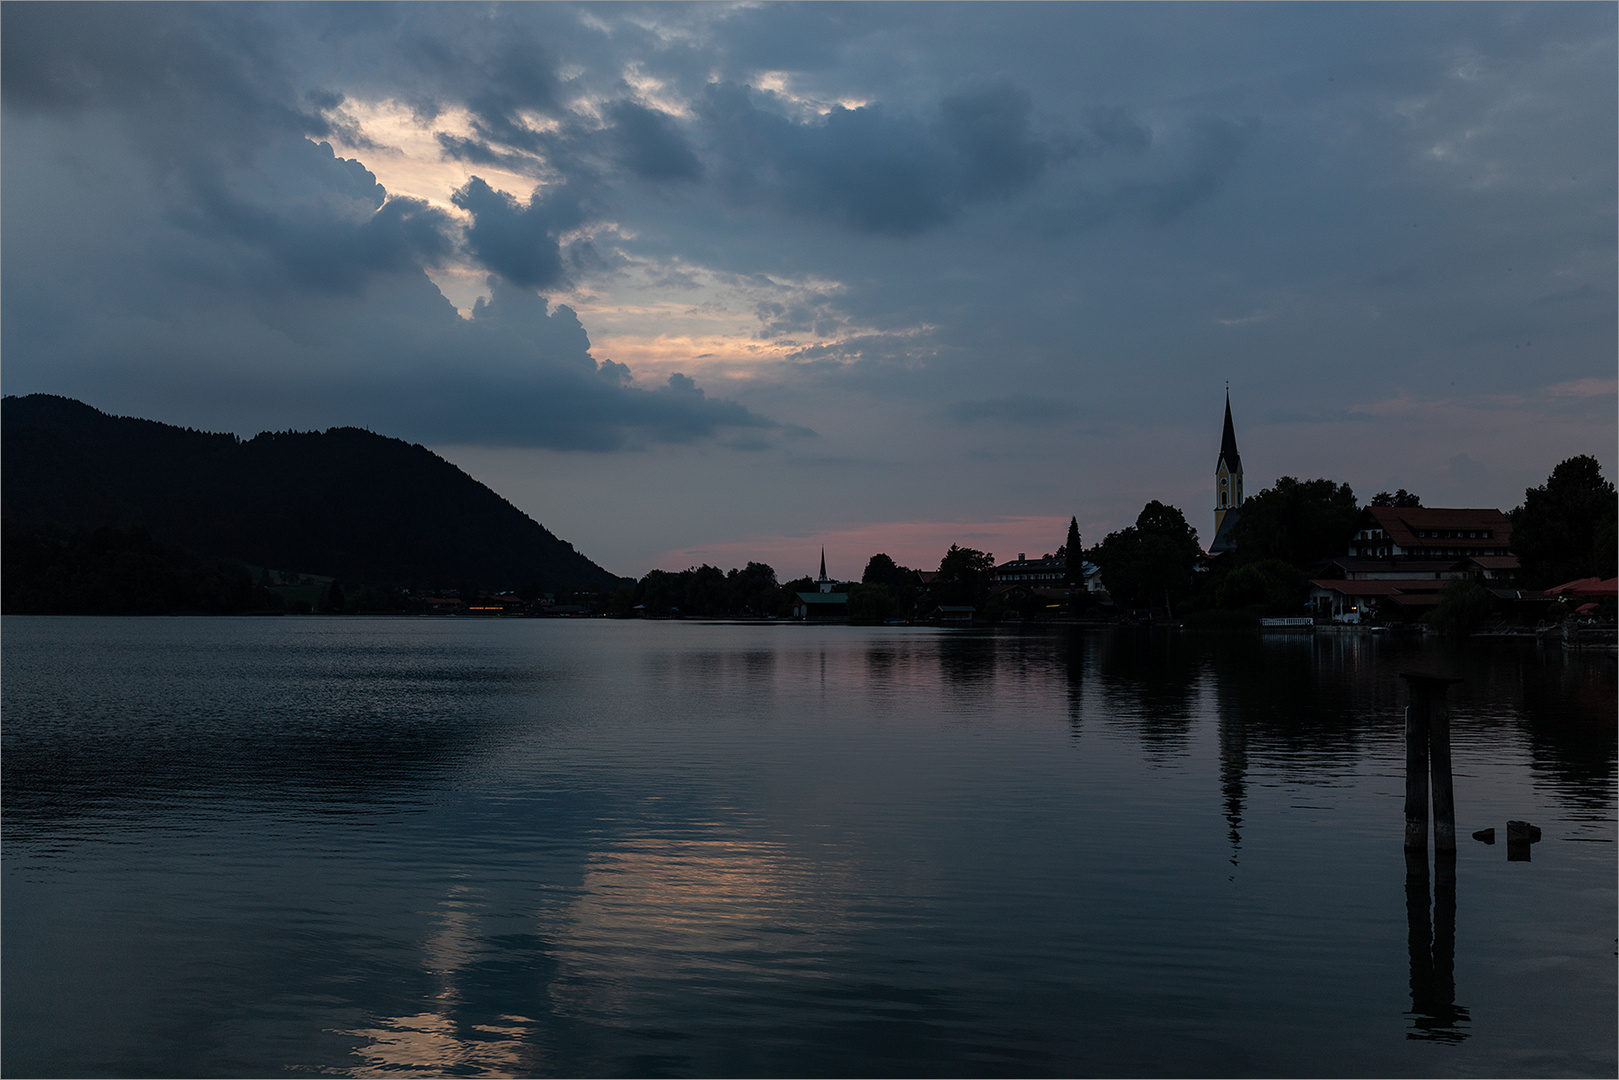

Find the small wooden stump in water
[[1507, 820, 1542, 862]]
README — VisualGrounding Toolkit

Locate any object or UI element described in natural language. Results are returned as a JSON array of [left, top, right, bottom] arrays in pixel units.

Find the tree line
[[607, 454, 1613, 626], [1087, 454, 1615, 625]]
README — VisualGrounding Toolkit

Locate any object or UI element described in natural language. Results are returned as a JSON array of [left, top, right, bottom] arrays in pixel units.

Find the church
[[1209, 391, 1243, 554]]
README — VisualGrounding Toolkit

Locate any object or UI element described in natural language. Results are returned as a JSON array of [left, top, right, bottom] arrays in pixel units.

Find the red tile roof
[[1310, 579, 1404, 597], [1362, 506, 1512, 553], [1545, 577, 1618, 597]]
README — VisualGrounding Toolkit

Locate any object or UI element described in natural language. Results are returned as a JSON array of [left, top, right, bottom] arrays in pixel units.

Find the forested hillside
[[2, 395, 625, 607]]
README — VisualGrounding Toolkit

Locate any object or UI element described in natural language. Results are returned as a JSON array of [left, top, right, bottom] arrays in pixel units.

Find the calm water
[[3, 617, 1614, 1077]]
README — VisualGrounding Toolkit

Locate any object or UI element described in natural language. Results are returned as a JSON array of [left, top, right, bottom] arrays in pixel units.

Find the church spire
[[1211, 389, 1244, 554], [819, 547, 827, 580], [1219, 389, 1241, 475]]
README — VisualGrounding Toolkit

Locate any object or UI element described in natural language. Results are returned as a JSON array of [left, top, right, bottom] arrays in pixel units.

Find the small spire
[[819, 547, 827, 580]]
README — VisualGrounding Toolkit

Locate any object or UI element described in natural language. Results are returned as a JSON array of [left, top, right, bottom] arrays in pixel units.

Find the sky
[[3, 3, 1614, 580]]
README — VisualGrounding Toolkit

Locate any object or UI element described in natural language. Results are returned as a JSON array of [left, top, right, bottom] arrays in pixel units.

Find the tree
[[846, 583, 895, 624], [1094, 501, 1202, 613], [1230, 477, 1358, 569], [1424, 578, 1496, 635], [1215, 558, 1309, 612], [1371, 489, 1421, 507], [862, 553, 920, 617], [933, 544, 995, 608], [1063, 517, 1083, 588], [1511, 455, 1618, 588], [727, 561, 780, 616]]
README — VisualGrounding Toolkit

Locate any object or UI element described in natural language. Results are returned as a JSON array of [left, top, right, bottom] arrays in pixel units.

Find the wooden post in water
[[1429, 687, 1456, 855], [1403, 686, 1430, 854], [1401, 673, 1460, 856]]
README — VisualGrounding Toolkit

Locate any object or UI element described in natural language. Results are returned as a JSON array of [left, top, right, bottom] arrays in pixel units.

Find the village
[[420, 394, 1616, 641]]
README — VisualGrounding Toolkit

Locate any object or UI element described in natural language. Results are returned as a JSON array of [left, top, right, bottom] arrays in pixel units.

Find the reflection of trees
[[936, 631, 998, 687], [1507, 651, 1616, 817], [1092, 629, 1201, 754], [1063, 628, 1087, 736], [2, 644, 539, 835]]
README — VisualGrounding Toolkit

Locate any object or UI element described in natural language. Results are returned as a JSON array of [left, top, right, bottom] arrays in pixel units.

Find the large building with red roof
[[1311, 505, 1519, 624]]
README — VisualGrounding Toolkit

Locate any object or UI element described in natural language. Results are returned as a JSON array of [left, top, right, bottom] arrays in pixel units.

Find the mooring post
[[1403, 682, 1430, 854], [1401, 673, 1461, 856], [1429, 684, 1456, 855]]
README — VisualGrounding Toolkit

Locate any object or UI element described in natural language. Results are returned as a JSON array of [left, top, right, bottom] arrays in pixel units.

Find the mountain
[[2, 394, 626, 594]]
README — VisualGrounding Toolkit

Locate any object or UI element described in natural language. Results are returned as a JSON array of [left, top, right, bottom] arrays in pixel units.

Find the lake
[[3, 616, 1614, 1077]]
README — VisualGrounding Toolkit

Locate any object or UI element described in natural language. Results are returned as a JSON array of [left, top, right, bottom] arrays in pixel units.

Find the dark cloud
[[452, 178, 588, 290], [410, 28, 567, 154], [698, 81, 1053, 236], [358, 367, 781, 452], [1126, 115, 1256, 223], [174, 140, 456, 294], [605, 101, 703, 183], [710, 3, 873, 73], [940, 84, 1050, 199]]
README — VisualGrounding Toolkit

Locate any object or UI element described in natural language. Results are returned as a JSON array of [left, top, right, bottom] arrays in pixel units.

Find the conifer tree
[[1063, 517, 1083, 588]]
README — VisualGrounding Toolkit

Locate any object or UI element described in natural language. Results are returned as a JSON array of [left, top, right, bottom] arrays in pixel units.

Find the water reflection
[[1219, 704, 1248, 867], [1092, 629, 1202, 754], [3, 619, 1612, 1078], [343, 885, 544, 1077], [548, 833, 855, 1024], [1405, 850, 1470, 1043]]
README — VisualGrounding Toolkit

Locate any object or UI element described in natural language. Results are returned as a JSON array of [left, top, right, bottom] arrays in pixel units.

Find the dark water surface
[[3, 617, 1614, 1077]]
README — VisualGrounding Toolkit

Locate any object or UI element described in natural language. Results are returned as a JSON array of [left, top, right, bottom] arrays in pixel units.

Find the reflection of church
[[1210, 391, 1243, 555]]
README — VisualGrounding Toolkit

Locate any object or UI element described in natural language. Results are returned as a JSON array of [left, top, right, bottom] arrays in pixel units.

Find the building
[[993, 552, 1067, 585], [793, 548, 850, 619], [1309, 505, 1519, 623], [1343, 505, 1513, 560], [992, 552, 1104, 594], [1210, 391, 1244, 554]]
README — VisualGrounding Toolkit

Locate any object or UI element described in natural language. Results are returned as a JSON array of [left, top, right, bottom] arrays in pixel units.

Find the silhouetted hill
[[2, 394, 626, 594]]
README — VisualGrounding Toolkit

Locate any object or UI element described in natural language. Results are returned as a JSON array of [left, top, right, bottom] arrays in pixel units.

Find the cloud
[[1546, 377, 1618, 398], [176, 139, 457, 294], [452, 177, 587, 290], [948, 395, 1072, 426], [605, 100, 703, 183], [939, 84, 1051, 199]]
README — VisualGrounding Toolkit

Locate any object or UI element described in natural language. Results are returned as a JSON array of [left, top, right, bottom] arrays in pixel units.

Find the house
[[991, 553, 1104, 593], [1310, 505, 1519, 624], [994, 552, 1067, 585], [1344, 505, 1513, 560], [792, 591, 848, 621]]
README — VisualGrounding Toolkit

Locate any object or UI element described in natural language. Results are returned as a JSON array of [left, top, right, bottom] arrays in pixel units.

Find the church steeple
[[1211, 389, 1244, 553], [1219, 391, 1241, 477], [817, 548, 835, 592]]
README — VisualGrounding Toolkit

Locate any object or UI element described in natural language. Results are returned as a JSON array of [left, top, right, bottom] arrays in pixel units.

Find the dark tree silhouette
[[1371, 489, 1422, 507], [1230, 477, 1358, 569], [1095, 501, 1202, 613], [1511, 456, 1617, 587]]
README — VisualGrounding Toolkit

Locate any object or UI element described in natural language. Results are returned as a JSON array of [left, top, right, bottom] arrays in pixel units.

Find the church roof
[[1210, 505, 1240, 553], [1218, 392, 1241, 473]]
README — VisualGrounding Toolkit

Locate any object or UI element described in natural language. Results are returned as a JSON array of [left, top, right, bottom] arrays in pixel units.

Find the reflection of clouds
[[343, 886, 543, 1078], [548, 834, 854, 1022], [343, 1011, 536, 1078]]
